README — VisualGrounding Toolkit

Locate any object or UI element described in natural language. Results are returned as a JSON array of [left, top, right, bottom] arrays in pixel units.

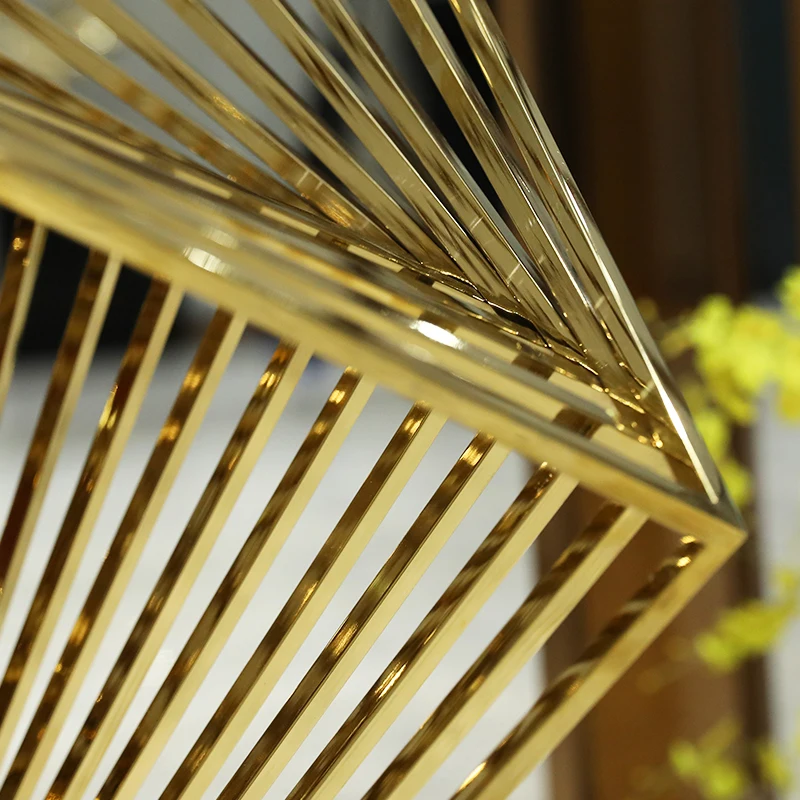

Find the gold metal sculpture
[[0, 1, 745, 798]]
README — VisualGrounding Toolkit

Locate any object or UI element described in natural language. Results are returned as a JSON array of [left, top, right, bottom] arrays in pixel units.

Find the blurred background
[[1, 1, 800, 799]]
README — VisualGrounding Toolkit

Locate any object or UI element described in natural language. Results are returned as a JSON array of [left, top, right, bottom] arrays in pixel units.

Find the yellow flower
[[779, 266, 800, 319], [778, 336, 800, 421], [727, 307, 784, 395], [687, 296, 735, 352], [719, 458, 751, 507], [699, 759, 749, 800], [756, 741, 792, 790], [696, 632, 740, 673], [695, 408, 731, 461], [670, 741, 702, 778]]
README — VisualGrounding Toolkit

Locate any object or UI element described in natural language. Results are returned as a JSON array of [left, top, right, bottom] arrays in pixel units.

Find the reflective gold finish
[[0, 2, 744, 799]]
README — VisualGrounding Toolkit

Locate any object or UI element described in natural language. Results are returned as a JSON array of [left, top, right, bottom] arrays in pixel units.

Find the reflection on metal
[[0, 1, 744, 799]]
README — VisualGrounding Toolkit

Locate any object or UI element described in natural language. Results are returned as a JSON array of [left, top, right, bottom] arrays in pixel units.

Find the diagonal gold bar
[[0, 309, 246, 800], [303, 0, 576, 345], [0, 216, 47, 418], [158, 402, 447, 800], [0, 282, 183, 764], [242, 0, 519, 308], [445, 0, 659, 408], [0, 249, 120, 626], [0, 0, 382, 239], [150, 0, 455, 273], [362, 503, 648, 800], [42, 340, 313, 800], [87, 368, 375, 800], [384, 0, 634, 392], [218, 433, 509, 800], [0, 280, 182, 767], [0, 55, 195, 165], [286, 419, 596, 800], [449, 538, 718, 800]]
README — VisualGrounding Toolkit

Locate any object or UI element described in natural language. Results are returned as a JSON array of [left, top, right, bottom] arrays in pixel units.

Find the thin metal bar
[[43, 341, 312, 800], [384, 0, 633, 393], [288, 417, 597, 800], [0, 55, 196, 164], [159, 402, 447, 800], [242, 0, 520, 307], [219, 433, 509, 800], [89, 369, 376, 800], [304, 0, 575, 344], [362, 504, 648, 800], [0, 217, 46, 417], [449, 538, 721, 800], [39, 343, 311, 800], [0, 250, 120, 626], [0, 0, 387, 244], [154, 0, 455, 273], [0, 310, 246, 800], [0, 280, 183, 768], [445, 0, 658, 406]]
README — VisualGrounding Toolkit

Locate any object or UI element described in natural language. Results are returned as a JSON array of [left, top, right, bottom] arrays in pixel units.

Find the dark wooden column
[[495, 1, 772, 798]]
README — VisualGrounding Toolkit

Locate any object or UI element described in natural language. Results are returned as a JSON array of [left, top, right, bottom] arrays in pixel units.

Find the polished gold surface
[[0, 1, 744, 799]]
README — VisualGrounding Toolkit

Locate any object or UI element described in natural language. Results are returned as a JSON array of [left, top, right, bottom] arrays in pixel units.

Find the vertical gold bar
[[0, 217, 47, 417], [159, 402, 447, 800], [289, 467, 579, 800], [449, 539, 721, 800], [220, 434, 509, 800], [0, 250, 120, 625], [362, 505, 648, 800], [89, 369, 375, 800], [0, 281, 182, 767], [44, 341, 312, 800], [0, 310, 246, 800]]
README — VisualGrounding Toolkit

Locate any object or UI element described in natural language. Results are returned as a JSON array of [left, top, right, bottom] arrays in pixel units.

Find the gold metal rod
[[91, 368, 375, 800], [304, 0, 574, 344], [287, 426, 593, 800], [43, 341, 312, 800], [0, 217, 47, 417], [158, 402, 447, 800], [362, 504, 648, 800], [156, 0, 454, 273], [219, 433, 509, 800], [445, 0, 655, 403], [0, 108, 743, 535], [0, 250, 120, 626], [384, 0, 631, 392], [0, 0, 371, 235], [0, 280, 183, 769], [0, 310, 246, 800], [68, 0, 430, 265], [0, 55, 196, 165], [449, 538, 725, 800], [244, 0, 520, 307]]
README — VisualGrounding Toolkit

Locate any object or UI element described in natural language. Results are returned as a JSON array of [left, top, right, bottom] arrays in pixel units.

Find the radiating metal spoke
[[158, 402, 446, 799], [0, 310, 246, 800], [0, 217, 47, 418], [449, 538, 711, 800], [219, 433, 508, 800], [154, 0, 453, 272], [88, 368, 375, 800], [0, 249, 120, 626], [41, 340, 312, 800], [287, 415, 597, 800], [362, 503, 647, 800], [0, 0, 378, 238], [0, 280, 182, 768]]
